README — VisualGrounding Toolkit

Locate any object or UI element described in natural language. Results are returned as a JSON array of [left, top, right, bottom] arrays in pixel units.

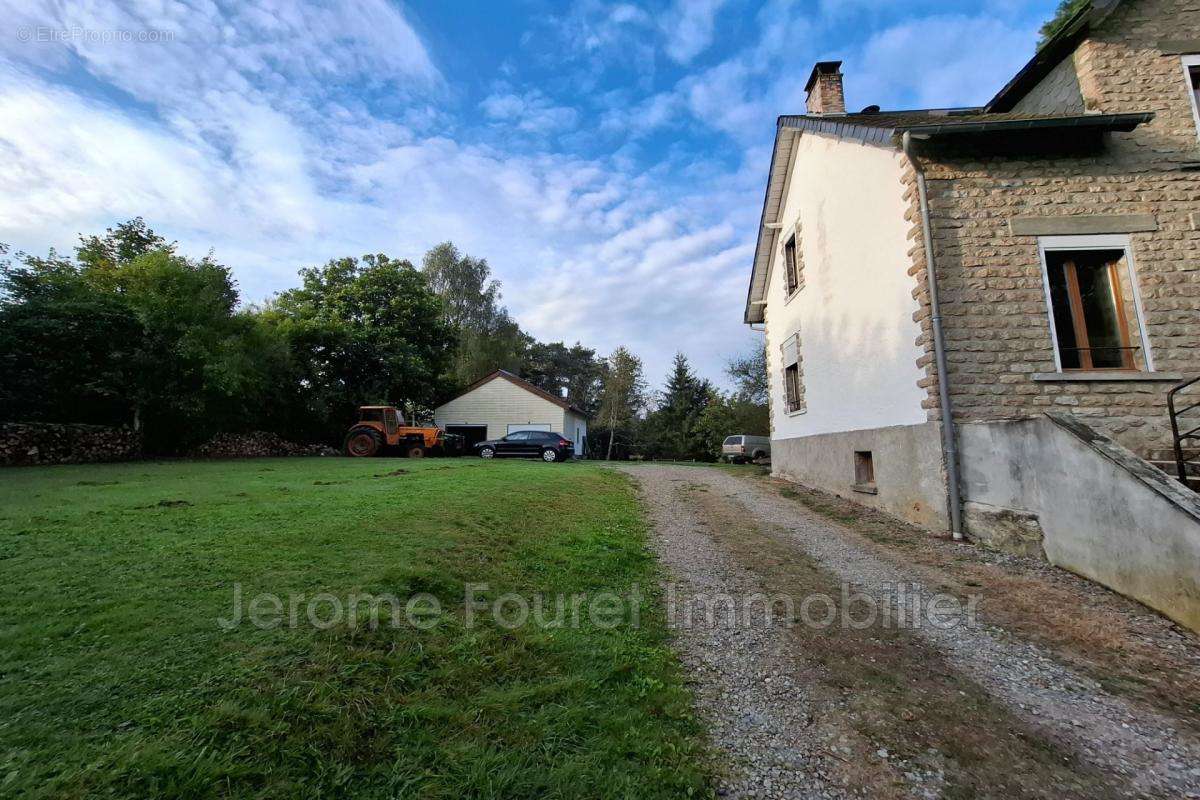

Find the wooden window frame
[[780, 332, 805, 415], [1057, 257, 1135, 370], [783, 234, 799, 296], [784, 363, 802, 412], [1036, 235, 1154, 374]]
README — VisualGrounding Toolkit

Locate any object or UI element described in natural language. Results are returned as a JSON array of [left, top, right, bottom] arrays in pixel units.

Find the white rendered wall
[[765, 133, 927, 440]]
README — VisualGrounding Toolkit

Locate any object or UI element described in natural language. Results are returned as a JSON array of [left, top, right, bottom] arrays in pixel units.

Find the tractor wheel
[[406, 444, 426, 459], [344, 428, 383, 458]]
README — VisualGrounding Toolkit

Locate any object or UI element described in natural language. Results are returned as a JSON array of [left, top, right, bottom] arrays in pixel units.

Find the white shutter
[[780, 333, 799, 367]]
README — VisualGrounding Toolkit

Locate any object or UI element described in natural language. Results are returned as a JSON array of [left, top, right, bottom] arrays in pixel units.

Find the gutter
[[902, 132, 964, 541]]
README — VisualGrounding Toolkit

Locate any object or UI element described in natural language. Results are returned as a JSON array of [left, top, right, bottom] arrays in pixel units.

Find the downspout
[[902, 132, 964, 541]]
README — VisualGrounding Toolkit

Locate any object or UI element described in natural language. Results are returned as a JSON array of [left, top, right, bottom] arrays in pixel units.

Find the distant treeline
[[0, 219, 766, 459]]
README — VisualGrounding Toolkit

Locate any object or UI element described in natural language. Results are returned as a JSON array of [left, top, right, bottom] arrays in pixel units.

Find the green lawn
[[0, 458, 710, 799]]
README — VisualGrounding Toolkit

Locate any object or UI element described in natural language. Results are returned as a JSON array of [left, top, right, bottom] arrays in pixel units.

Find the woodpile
[[0, 423, 142, 466], [190, 432, 338, 459]]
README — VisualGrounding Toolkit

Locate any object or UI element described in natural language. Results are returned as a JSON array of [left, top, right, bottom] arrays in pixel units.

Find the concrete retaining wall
[[771, 421, 949, 531], [959, 413, 1200, 632]]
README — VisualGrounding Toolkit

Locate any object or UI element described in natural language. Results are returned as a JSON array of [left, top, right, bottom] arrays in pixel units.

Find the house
[[433, 370, 589, 456], [744, 0, 1200, 630]]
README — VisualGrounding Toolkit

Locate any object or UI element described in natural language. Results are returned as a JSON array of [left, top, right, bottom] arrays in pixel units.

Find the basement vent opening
[[853, 451, 877, 494]]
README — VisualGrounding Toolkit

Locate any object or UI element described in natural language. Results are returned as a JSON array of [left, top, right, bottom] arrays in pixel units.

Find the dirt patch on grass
[[687, 487, 1123, 799], [766, 477, 1200, 734], [135, 499, 193, 509]]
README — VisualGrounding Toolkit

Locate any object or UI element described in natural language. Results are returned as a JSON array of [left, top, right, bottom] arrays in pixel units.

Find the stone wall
[[902, 0, 1200, 455], [0, 423, 141, 466]]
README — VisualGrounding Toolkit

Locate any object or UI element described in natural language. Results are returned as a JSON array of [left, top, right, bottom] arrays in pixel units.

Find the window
[[854, 451, 875, 488], [784, 364, 802, 411], [1185, 56, 1200, 140], [783, 235, 799, 295], [1044, 248, 1137, 370], [780, 332, 805, 414], [723, 436, 742, 445]]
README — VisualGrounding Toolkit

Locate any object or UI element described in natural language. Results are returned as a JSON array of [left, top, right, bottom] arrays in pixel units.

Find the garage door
[[507, 423, 552, 435], [445, 425, 488, 448]]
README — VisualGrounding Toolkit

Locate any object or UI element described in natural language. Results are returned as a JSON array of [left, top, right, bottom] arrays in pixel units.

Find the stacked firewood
[[0, 423, 142, 466], [190, 432, 338, 459]]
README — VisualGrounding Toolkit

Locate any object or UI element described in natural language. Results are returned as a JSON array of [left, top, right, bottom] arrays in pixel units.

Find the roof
[[743, 110, 1151, 323], [438, 370, 591, 418], [987, 0, 1125, 112], [777, 110, 1151, 141], [744, 0, 1147, 324]]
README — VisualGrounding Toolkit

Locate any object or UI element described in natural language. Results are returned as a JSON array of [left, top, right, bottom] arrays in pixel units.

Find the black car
[[475, 430, 575, 462]]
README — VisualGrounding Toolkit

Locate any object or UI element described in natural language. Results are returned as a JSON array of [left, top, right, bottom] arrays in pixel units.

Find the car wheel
[[479, 446, 495, 459], [343, 429, 382, 457], [541, 448, 559, 463]]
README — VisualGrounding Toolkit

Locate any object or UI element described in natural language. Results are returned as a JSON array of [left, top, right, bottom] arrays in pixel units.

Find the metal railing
[[1167, 375, 1200, 486]]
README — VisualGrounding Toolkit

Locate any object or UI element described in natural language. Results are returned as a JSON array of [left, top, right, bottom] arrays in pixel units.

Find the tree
[[596, 347, 647, 460], [422, 242, 528, 386], [1039, 0, 1089, 44], [271, 254, 453, 438], [76, 217, 175, 274], [694, 391, 770, 461], [0, 282, 143, 426], [523, 340, 605, 414], [642, 353, 713, 461], [726, 346, 768, 405], [0, 227, 292, 451]]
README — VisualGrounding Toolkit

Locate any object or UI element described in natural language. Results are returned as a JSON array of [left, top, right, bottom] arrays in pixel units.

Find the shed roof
[[438, 370, 591, 418]]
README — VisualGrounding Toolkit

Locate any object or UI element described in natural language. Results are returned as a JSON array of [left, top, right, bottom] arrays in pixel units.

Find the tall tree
[[421, 242, 527, 386], [0, 225, 291, 451], [643, 353, 713, 460], [76, 217, 175, 274], [523, 341, 605, 414], [271, 254, 453, 435], [597, 347, 647, 460], [726, 346, 768, 405]]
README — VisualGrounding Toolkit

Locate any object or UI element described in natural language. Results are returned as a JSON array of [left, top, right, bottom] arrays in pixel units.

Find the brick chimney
[[805, 61, 845, 115]]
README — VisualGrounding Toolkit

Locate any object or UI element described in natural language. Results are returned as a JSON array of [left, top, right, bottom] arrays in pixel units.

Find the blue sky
[[0, 0, 1059, 387]]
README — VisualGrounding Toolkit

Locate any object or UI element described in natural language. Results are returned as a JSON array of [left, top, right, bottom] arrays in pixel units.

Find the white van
[[722, 435, 771, 464]]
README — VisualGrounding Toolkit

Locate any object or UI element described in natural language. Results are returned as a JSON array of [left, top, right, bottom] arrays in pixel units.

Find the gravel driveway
[[619, 464, 1200, 800]]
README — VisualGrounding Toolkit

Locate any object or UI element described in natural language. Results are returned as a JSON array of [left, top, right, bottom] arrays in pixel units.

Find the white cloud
[[0, 0, 1049, 389], [661, 0, 729, 64], [851, 15, 1039, 110], [480, 89, 579, 134]]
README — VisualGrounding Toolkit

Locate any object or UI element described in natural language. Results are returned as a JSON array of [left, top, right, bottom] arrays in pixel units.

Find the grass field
[[0, 457, 710, 799]]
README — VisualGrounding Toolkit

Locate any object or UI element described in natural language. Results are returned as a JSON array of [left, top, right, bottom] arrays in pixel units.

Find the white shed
[[434, 370, 590, 456]]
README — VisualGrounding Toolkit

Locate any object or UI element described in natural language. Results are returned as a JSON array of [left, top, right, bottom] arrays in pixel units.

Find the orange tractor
[[343, 406, 464, 458]]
